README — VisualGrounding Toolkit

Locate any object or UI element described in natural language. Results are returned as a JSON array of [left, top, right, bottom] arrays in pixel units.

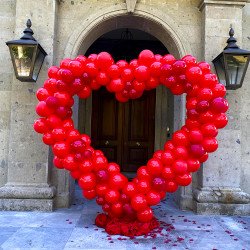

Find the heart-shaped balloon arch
[[34, 50, 228, 236]]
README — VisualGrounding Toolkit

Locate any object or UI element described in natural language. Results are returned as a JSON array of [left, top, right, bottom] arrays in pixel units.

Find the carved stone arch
[[62, 2, 192, 210]]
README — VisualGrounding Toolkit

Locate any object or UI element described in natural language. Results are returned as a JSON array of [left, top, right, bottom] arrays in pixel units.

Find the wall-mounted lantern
[[6, 19, 47, 82], [212, 27, 250, 90]]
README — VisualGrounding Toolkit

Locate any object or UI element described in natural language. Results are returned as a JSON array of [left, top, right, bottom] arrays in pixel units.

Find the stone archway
[[60, 3, 193, 210]]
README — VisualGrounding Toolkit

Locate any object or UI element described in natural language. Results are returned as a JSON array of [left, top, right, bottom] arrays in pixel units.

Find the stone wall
[[0, 0, 249, 214]]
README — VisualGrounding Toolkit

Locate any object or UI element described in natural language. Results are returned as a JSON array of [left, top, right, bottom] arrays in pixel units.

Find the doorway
[[78, 28, 169, 172]]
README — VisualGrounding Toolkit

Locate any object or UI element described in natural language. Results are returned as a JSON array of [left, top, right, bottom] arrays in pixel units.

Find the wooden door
[[91, 87, 155, 172]]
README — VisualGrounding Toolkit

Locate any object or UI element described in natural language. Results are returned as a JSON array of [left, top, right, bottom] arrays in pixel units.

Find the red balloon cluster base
[[95, 213, 159, 236]]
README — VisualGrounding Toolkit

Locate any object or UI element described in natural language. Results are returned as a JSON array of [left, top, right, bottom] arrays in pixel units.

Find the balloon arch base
[[95, 213, 160, 236]]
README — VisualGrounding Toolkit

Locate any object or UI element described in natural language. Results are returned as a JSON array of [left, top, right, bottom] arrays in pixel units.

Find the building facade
[[0, 0, 250, 214]]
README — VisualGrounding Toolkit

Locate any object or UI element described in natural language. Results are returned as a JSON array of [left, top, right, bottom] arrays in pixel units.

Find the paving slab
[[0, 187, 249, 250]]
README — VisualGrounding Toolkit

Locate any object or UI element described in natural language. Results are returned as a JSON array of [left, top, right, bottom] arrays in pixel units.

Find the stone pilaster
[[194, 0, 250, 215], [0, 0, 58, 211]]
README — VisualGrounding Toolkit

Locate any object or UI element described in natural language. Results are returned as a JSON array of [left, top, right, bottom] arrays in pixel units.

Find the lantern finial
[[225, 26, 238, 49], [21, 19, 36, 41]]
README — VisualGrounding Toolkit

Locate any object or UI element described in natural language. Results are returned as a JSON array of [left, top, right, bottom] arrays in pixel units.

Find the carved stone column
[[0, 0, 58, 211], [194, 0, 250, 215]]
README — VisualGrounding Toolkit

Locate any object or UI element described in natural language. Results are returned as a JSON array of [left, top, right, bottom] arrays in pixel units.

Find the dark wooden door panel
[[122, 90, 155, 172], [91, 87, 155, 172]]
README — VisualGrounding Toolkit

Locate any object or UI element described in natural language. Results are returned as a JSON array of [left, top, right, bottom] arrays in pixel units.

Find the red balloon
[[212, 84, 226, 98], [186, 66, 203, 84], [162, 167, 175, 180], [150, 61, 162, 77], [202, 137, 218, 152], [165, 181, 178, 193], [138, 50, 155, 66], [213, 113, 228, 128], [111, 202, 123, 217], [96, 52, 114, 70], [190, 144, 205, 158], [57, 69, 74, 83], [109, 173, 128, 190], [79, 173, 96, 190], [44, 78, 57, 93], [175, 173, 192, 186], [96, 184, 108, 197], [107, 163, 120, 174], [52, 128, 66, 142], [133, 80, 145, 92], [48, 66, 59, 78], [121, 68, 134, 82], [52, 142, 70, 158], [36, 101, 54, 117], [116, 60, 128, 69], [137, 180, 151, 194], [211, 97, 229, 113], [108, 78, 125, 92], [137, 166, 151, 181], [201, 73, 218, 88], [187, 158, 200, 172], [53, 156, 64, 169], [146, 191, 161, 206], [122, 182, 136, 198], [85, 63, 98, 78], [161, 151, 174, 166], [131, 194, 148, 211], [83, 189, 96, 200], [105, 189, 120, 204], [79, 160, 93, 174], [107, 65, 121, 79], [173, 160, 188, 175], [161, 54, 176, 65], [134, 66, 149, 82], [36, 88, 50, 101], [189, 129, 203, 144], [182, 55, 197, 67], [198, 62, 211, 74], [46, 115, 62, 129], [172, 60, 187, 75], [137, 207, 153, 222], [33, 118, 48, 134], [201, 124, 218, 137], [93, 155, 108, 171], [78, 86, 91, 99], [68, 60, 84, 77], [63, 155, 78, 171], [147, 159, 163, 176], [42, 132, 54, 145], [198, 88, 213, 101], [152, 177, 166, 192], [96, 72, 110, 86], [173, 131, 189, 146]]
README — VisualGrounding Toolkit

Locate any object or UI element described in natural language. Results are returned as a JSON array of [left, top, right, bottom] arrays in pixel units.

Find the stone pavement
[[0, 186, 249, 250]]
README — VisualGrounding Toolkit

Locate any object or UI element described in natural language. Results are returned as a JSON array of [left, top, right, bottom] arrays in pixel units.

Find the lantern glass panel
[[10, 45, 35, 77], [224, 54, 249, 87], [32, 47, 46, 81], [213, 55, 226, 85]]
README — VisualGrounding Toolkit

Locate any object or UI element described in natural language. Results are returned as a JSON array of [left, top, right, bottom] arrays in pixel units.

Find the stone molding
[[198, 0, 248, 11], [194, 187, 250, 204], [126, 0, 138, 13], [0, 185, 56, 211], [0, 185, 56, 199]]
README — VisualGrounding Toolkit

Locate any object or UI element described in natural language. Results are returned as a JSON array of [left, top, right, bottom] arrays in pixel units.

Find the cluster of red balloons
[[34, 50, 228, 224]]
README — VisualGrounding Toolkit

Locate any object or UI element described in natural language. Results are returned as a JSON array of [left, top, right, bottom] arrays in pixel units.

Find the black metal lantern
[[6, 19, 47, 82], [212, 28, 250, 90]]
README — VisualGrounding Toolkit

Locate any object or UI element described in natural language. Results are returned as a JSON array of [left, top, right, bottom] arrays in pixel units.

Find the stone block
[[194, 201, 250, 215], [0, 198, 54, 211]]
